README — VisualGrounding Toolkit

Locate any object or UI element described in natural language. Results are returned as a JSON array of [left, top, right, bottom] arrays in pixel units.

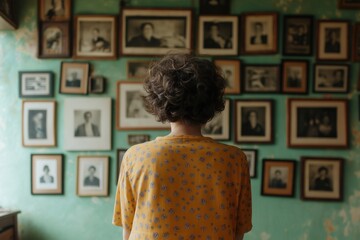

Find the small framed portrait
[[19, 71, 54, 98], [313, 64, 350, 93], [38, 21, 71, 58], [243, 65, 280, 93], [338, 0, 360, 8], [22, 100, 56, 147], [76, 156, 109, 197], [116, 149, 127, 183], [242, 149, 257, 178], [121, 8, 193, 56], [128, 134, 150, 146], [63, 98, 112, 151], [316, 20, 350, 61], [126, 60, 152, 80], [353, 23, 360, 61], [198, 15, 239, 56], [89, 76, 106, 94], [235, 100, 273, 143], [261, 159, 296, 197], [38, 0, 72, 21], [301, 157, 344, 201], [31, 154, 63, 195], [74, 15, 117, 59], [199, 0, 230, 15], [287, 98, 348, 148], [242, 12, 278, 54], [202, 99, 230, 140], [281, 60, 308, 94], [60, 62, 90, 95], [213, 59, 241, 94], [116, 81, 169, 130], [283, 15, 313, 56]]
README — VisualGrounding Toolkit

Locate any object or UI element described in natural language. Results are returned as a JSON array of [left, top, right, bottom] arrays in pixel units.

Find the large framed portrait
[[301, 157, 344, 201], [126, 60, 152, 80], [22, 100, 56, 147], [74, 15, 117, 59], [116, 81, 169, 130], [116, 149, 127, 183], [242, 12, 278, 54], [38, 0, 72, 21], [76, 156, 109, 197], [202, 99, 230, 140], [313, 64, 350, 93], [281, 60, 308, 94], [283, 15, 313, 56], [235, 100, 273, 143], [38, 21, 71, 58], [128, 134, 150, 146], [316, 20, 350, 61], [31, 154, 63, 195], [353, 23, 360, 61], [120, 8, 193, 56], [213, 59, 241, 94], [63, 98, 112, 151], [287, 99, 348, 148], [243, 65, 280, 93], [261, 159, 296, 197], [338, 0, 360, 8], [19, 71, 54, 98], [198, 15, 239, 56], [199, 0, 230, 15], [60, 62, 90, 95], [242, 149, 257, 178]]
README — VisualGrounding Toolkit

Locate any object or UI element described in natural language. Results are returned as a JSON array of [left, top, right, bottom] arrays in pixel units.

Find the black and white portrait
[[83, 165, 100, 187], [35, 159, 57, 190], [283, 16, 312, 55], [250, 21, 268, 45], [43, 27, 62, 54], [79, 22, 111, 53], [309, 164, 333, 191], [314, 65, 349, 93], [241, 107, 266, 137], [244, 66, 279, 92], [202, 113, 223, 135], [286, 66, 303, 88], [126, 91, 150, 118], [202, 99, 230, 140], [324, 28, 340, 53], [268, 167, 288, 189], [203, 21, 233, 49], [74, 110, 101, 137], [28, 110, 47, 139], [90, 76, 105, 93], [127, 61, 150, 80], [43, 0, 65, 20], [65, 68, 83, 88]]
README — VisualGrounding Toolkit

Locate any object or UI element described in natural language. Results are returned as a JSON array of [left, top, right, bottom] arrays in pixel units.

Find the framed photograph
[[0, 0, 17, 29], [31, 154, 63, 195], [60, 62, 90, 95], [213, 59, 241, 94], [19, 71, 54, 98], [316, 20, 350, 61], [116, 149, 127, 183], [242, 12, 278, 54], [121, 8, 193, 56], [126, 60, 152, 80], [353, 23, 360, 61], [38, 21, 71, 58], [283, 15, 313, 56], [89, 76, 106, 94], [281, 60, 308, 94], [242, 149, 257, 178], [22, 100, 56, 147], [128, 134, 150, 146], [38, 0, 72, 21], [338, 0, 360, 8], [301, 157, 344, 201], [63, 98, 112, 151], [116, 81, 169, 130], [261, 159, 296, 197], [235, 100, 273, 143], [74, 15, 117, 59], [243, 65, 280, 93], [198, 15, 239, 56], [199, 0, 230, 15], [287, 98, 348, 148], [313, 64, 350, 93], [202, 99, 230, 140], [76, 156, 109, 196]]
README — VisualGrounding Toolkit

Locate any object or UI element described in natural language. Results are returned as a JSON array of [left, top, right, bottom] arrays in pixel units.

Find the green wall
[[0, 0, 360, 239]]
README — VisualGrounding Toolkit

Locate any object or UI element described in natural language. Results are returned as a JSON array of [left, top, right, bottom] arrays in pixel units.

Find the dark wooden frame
[[281, 60, 309, 94], [89, 75, 106, 94], [243, 64, 280, 93], [19, 71, 54, 98], [353, 23, 360, 61], [0, 0, 17, 29], [38, 0, 72, 21], [59, 62, 90, 95], [313, 63, 350, 94], [338, 0, 360, 8], [242, 149, 258, 178], [116, 149, 127, 184], [199, 0, 230, 15], [213, 59, 241, 94]]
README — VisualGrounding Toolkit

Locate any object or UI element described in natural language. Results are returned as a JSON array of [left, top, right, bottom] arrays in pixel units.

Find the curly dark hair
[[143, 54, 225, 125]]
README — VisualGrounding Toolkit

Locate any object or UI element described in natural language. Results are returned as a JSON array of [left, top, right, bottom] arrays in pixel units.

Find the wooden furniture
[[0, 211, 20, 240]]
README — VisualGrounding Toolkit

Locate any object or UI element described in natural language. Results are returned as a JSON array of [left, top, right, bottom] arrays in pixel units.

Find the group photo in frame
[[283, 15, 313, 56], [31, 154, 63, 195], [19, 71, 54, 98], [74, 15, 117, 59], [120, 8, 193, 56], [242, 12, 278, 54], [38, 0, 72, 21], [197, 15, 239, 56], [287, 98, 348, 148], [63, 97, 112, 151], [353, 23, 360, 61], [243, 64, 280, 93], [235, 100, 273, 143], [199, 0, 230, 15], [126, 60, 152, 80], [116, 149, 126, 183], [213, 59, 241, 94], [76, 156, 109, 197], [316, 20, 350, 61], [60, 62, 90, 95], [22, 100, 56, 147], [313, 64, 350, 93], [261, 159, 296, 197], [281, 60, 308, 94], [301, 157, 344, 201], [202, 99, 230, 140], [242, 149, 257, 178], [338, 0, 360, 8]]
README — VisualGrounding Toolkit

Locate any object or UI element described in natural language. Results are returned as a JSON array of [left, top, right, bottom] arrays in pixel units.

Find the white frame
[[202, 99, 230, 140]]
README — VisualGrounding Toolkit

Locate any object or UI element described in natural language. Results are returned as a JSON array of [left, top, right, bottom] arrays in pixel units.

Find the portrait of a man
[[325, 28, 340, 53], [74, 111, 100, 137], [83, 165, 100, 187], [66, 69, 82, 88], [250, 22, 268, 45], [268, 169, 287, 189], [310, 165, 333, 191], [203, 22, 232, 49]]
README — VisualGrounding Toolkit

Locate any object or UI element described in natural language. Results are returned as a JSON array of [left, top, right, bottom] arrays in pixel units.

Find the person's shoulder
[[210, 141, 247, 159]]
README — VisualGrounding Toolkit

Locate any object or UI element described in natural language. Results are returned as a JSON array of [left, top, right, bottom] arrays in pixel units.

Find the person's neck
[[169, 121, 203, 137]]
